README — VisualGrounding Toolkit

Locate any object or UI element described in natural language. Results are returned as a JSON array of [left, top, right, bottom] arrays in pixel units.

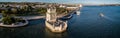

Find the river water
[[0, 6, 120, 38]]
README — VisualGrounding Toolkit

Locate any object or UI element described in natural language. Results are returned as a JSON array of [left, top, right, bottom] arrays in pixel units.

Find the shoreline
[[0, 19, 28, 27]]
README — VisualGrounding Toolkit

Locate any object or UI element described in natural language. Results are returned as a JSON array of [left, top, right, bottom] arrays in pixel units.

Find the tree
[[38, 8, 47, 14], [11, 8, 17, 14], [1, 9, 13, 25], [2, 16, 12, 25], [1, 10, 7, 17], [56, 7, 67, 14]]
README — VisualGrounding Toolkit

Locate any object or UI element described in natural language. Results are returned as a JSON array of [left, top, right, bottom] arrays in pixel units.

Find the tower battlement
[[47, 7, 56, 13]]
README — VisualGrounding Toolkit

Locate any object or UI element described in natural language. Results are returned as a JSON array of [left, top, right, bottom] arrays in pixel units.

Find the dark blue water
[[0, 6, 120, 38]]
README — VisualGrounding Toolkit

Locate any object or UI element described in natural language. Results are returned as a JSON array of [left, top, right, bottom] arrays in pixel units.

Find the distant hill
[[84, 4, 120, 6], [100, 4, 120, 6]]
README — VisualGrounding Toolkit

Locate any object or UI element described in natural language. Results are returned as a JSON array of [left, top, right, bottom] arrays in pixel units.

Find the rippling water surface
[[0, 6, 120, 38]]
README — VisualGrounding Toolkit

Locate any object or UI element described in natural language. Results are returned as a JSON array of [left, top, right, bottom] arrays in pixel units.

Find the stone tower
[[46, 7, 57, 22]]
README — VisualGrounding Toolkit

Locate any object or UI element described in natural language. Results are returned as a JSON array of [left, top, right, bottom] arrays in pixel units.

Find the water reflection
[[45, 28, 68, 38]]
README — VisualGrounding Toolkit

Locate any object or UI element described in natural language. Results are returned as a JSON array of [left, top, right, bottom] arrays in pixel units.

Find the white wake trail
[[100, 13, 116, 21]]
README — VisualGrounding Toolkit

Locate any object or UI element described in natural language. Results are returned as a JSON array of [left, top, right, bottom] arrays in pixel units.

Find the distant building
[[66, 4, 82, 10], [59, 4, 66, 8], [35, 5, 47, 8]]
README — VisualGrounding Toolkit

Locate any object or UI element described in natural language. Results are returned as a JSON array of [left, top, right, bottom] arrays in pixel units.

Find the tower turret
[[46, 7, 57, 22]]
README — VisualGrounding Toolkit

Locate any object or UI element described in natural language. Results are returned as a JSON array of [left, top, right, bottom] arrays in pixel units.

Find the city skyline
[[0, 0, 120, 5]]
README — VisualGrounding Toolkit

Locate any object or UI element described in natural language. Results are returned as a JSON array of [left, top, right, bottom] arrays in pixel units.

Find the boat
[[76, 11, 80, 15], [100, 13, 104, 17]]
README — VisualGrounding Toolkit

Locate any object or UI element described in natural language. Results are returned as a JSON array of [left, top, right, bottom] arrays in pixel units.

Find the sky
[[0, 0, 120, 4]]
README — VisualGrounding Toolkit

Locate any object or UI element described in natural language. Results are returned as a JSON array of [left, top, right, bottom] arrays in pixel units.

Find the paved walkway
[[15, 16, 45, 20]]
